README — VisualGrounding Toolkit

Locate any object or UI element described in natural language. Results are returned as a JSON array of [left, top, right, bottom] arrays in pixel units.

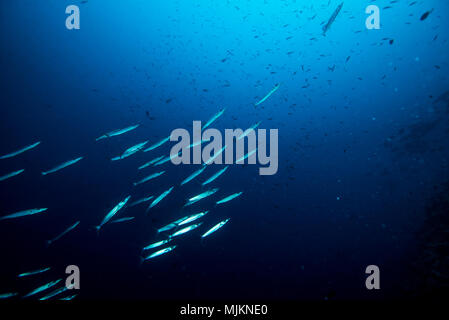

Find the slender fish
[[143, 136, 170, 152], [23, 279, 62, 298], [18, 267, 51, 278], [110, 217, 135, 224], [216, 192, 243, 205], [201, 218, 230, 238], [0, 293, 18, 299], [202, 166, 228, 186], [138, 156, 164, 170], [95, 124, 139, 141], [128, 196, 154, 207], [203, 108, 226, 130], [322, 2, 344, 35], [236, 148, 257, 163], [180, 166, 206, 186], [142, 239, 172, 251], [0, 208, 48, 221], [147, 187, 174, 211], [184, 188, 219, 207], [41, 157, 83, 175], [47, 221, 80, 246], [255, 84, 280, 106], [95, 196, 131, 232], [169, 223, 203, 238], [133, 171, 165, 186], [111, 141, 148, 161], [0, 169, 25, 182], [143, 245, 177, 261], [238, 122, 261, 140], [0, 141, 41, 160]]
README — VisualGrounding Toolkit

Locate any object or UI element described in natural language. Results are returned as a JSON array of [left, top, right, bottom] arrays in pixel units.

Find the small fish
[[47, 221, 80, 246], [0, 169, 25, 182], [178, 211, 208, 226], [143, 136, 170, 152], [95, 196, 131, 232], [128, 195, 154, 207], [203, 108, 226, 130], [420, 9, 433, 21], [322, 2, 344, 35], [238, 122, 261, 140], [180, 166, 207, 185], [59, 294, 77, 301], [0, 292, 18, 299], [157, 217, 192, 233], [236, 148, 257, 163], [111, 141, 148, 161], [154, 151, 182, 166], [0, 141, 41, 160], [18, 267, 51, 278], [143, 245, 177, 261], [133, 171, 165, 186], [95, 124, 139, 141], [0, 208, 48, 221], [255, 84, 280, 106], [202, 166, 229, 186], [216, 192, 243, 205], [169, 223, 203, 238], [23, 279, 62, 298], [110, 217, 135, 224], [147, 187, 174, 211], [184, 188, 219, 207], [138, 156, 164, 169], [41, 157, 83, 175], [143, 239, 172, 251], [39, 285, 72, 301], [201, 218, 230, 238]]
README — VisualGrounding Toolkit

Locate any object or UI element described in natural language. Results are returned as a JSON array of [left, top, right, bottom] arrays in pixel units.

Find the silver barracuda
[[18, 267, 51, 278], [23, 279, 62, 298], [236, 148, 257, 163], [203, 108, 225, 130], [201, 218, 230, 238], [184, 188, 219, 207], [47, 221, 80, 246], [0, 208, 48, 221], [254, 83, 280, 106], [180, 166, 206, 186], [202, 166, 228, 186], [216, 192, 243, 205], [178, 211, 208, 226], [147, 187, 174, 211], [169, 222, 203, 238], [111, 141, 148, 161], [110, 217, 135, 224], [143, 136, 170, 152], [0, 141, 41, 160], [95, 196, 131, 232], [142, 239, 172, 251], [133, 171, 165, 186], [95, 124, 139, 141], [143, 245, 177, 261], [128, 195, 154, 207], [238, 121, 261, 140], [41, 157, 83, 175], [0, 169, 25, 182], [138, 156, 164, 170]]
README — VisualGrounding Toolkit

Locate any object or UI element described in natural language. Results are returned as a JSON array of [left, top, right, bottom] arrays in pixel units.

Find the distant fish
[[41, 157, 83, 175], [39, 285, 72, 301], [138, 156, 164, 169], [46, 221, 80, 246], [95, 195, 131, 232], [201, 218, 230, 238], [202, 166, 228, 186], [18, 267, 51, 278], [95, 124, 139, 141], [157, 216, 192, 233], [255, 84, 280, 106], [180, 166, 207, 185], [154, 151, 182, 166], [23, 279, 62, 298], [236, 148, 257, 163], [111, 141, 148, 161], [169, 222, 203, 238], [203, 108, 226, 130], [143, 136, 170, 152], [0, 169, 25, 182], [178, 211, 208, 226], [216, 192, 243, 205], [128, 195, 154, 207], [238, 122, 261, 140], [0, 208, 48, 221], [0, 292, 18, 299], [322, 2, 344, 35], [142, 239, 172, 251], [0, 141, 41, 160], [420, 9, 433, 21], [184, 139, 207, 150], [133, 171, 165, 186], [110, 217, 135, 224], [184, 188, 219, 207], [143, 245, 177, 261], [147, 187, 174, 211], [59, 294, 77, 301]]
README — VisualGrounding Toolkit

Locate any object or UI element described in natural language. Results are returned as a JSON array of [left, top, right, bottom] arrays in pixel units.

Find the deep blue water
[[1, 0, 449, 301]]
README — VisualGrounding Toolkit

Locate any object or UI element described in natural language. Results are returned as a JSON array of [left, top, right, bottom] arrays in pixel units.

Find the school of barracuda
[[0, 107, 259, 301]]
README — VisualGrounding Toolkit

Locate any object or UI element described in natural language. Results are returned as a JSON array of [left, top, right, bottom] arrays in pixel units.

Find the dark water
[[0, 0, 449, 301]]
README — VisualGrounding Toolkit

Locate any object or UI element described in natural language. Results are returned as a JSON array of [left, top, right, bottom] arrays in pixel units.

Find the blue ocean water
[[0, 0, 449, 301]]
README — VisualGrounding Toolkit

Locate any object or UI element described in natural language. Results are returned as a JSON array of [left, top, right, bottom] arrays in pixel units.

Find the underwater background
[[0, 0, 449, 301]]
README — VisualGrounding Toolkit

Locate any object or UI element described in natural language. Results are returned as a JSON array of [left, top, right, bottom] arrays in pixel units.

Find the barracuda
[[128, 195, 154, 207], [147, 187, 174, 211], [216, 192, 243, 205], [111, 141, 148, 161], [0, 169, 25, 182], [142, 239, 172, 251], [143, 245, 177, 261], [202, 166, 228, 186], [178, 211, 209, 226], [143, 136, 170, 152], [18, 267, 51, 278], [23, 279, 63, 298], [184, 188, 219, 207], [180, 166, 206, 186], [203, 108, 226, 131], [238, 122, 261, 140], [0, 141, 41, 160], [0, 208, 48, 221], [95, 124, 140, 141], [133, 171, 165, 186], [41, 157, 83, 175], [254, 84, 280, 106], [47, 221, 80, 246], [201, 219, 230, 238], [169, 222, 203, 238], [95, 196, 131, 232], [138, 156, 164, 170]]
